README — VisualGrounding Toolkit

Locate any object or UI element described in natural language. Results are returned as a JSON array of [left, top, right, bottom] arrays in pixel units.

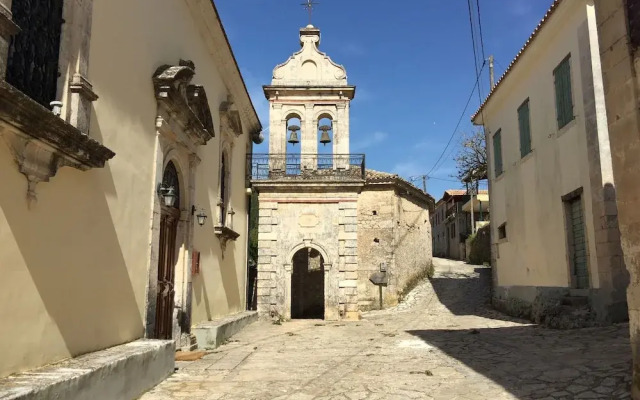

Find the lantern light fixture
[[157, 184, 177, 207], [191, 205, 208, 227]]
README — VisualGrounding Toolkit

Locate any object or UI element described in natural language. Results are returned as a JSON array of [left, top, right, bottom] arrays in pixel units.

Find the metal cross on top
[[301, 0, 319, 25]]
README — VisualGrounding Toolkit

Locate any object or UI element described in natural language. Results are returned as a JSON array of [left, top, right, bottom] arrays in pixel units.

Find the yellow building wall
[[483, 1, 602, 289], [0, 0, 252, 378]]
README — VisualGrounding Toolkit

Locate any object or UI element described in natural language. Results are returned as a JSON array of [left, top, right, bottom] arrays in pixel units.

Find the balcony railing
[[248, 153, 366, 181]]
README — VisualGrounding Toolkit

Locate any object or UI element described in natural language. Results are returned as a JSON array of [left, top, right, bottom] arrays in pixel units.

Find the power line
[[425, 61, 486, 177], [467, 0, 484, 104], [476, 0, 486, 61]]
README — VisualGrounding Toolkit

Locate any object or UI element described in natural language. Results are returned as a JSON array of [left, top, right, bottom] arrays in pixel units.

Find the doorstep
[[0, 339, 174, 400], [192, 311, 258, 350]]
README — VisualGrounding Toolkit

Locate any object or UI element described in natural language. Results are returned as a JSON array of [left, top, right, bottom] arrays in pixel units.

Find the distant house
[[431, 190, 487, 260], [471, 0, 628, 326]]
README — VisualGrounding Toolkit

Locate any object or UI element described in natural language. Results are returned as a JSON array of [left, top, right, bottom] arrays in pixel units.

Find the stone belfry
[[251, 23, 364, 321]]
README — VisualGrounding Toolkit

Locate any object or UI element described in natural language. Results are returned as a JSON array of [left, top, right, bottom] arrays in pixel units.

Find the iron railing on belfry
[[248, 153, 366, 181]]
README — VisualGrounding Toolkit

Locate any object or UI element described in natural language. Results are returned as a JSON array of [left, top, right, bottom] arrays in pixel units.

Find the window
[[498, 223, 507, 240], [518, 99, 532, 157], [7, 0, 65, 106], [493, 129, 503, 176], [554, 56, 574, 129], [220, 152, 229, 226]]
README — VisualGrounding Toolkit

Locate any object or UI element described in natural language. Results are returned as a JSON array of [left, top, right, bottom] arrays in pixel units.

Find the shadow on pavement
[[407, 325, 631, 399], [429, 265, 524, 323]]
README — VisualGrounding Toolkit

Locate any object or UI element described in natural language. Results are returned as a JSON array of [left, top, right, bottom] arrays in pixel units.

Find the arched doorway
[[155, 161, 181, 339], [291, 248, 325, 319]]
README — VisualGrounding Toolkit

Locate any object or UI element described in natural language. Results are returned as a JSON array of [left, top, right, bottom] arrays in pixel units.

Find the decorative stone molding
[[153, 60, 215, 146], [0, 80, 115, 204], [219, 95, 243, 137], [214, 224, 240, 252]]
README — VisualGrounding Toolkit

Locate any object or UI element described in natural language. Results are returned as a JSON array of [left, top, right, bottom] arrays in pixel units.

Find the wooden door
[[568, 197, 589, 289], [155, 207, 179, 339]]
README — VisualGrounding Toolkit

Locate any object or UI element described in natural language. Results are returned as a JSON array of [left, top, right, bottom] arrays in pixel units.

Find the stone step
[[0, 339, 174, 400], [193, 311, 258, 350]]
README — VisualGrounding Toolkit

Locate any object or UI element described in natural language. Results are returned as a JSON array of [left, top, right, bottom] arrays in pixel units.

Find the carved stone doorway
[[154, 161, 181, 339], [291, 248, 325, 319]]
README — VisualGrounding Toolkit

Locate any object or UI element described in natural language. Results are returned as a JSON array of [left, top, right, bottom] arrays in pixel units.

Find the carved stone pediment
[[153, 60, 215, 145], [219, 98, 243, 137]]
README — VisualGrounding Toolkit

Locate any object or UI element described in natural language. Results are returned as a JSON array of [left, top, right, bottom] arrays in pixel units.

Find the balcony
[[248, 153, 365, 182]]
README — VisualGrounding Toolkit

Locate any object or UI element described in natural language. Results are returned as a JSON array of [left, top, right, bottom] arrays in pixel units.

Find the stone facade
[[358, 173, 433, 309], [0, 0, 261, 382], [252, 25, 433, 321], [593, 0, 640, 396]]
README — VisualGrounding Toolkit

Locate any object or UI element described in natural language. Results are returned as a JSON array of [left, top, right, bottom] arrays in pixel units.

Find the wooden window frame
[[493, 129, 503, 177], [553, 55, 575, 130], [518, 98, 532, 158]]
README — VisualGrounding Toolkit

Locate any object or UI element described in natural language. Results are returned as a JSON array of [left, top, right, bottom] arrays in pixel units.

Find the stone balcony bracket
[[0, 80, 115, 205], [214, 224, 241, 252]]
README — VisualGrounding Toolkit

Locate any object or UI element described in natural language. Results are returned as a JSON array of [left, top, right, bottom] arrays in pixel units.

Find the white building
[[472, 0, 628, 326]]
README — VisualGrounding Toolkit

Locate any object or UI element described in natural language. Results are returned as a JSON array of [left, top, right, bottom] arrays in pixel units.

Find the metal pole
[[422, 176, 427, 192], [379, 286, 383, 310], [489, 55, 495, 89], [470, 186, 475, 234]]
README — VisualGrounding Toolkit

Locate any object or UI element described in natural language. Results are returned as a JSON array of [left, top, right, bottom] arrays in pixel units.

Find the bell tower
[[250, 24, 364, 322], [263, 25, 356, 171]]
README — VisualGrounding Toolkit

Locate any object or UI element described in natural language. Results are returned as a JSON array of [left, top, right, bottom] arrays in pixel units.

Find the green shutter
[[493, 130, 503, 176], [554, 56, 574, 129], [518, 99, 531, 157]]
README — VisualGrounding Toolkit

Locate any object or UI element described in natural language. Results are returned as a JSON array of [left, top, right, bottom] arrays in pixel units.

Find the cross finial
[[301, 0, 319, 25]]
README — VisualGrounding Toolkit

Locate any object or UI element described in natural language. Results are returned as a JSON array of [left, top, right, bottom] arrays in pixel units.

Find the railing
[[248, 153, 366, 181]]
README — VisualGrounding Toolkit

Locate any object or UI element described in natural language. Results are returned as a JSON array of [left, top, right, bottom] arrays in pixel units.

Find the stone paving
[[140, 258, 632, 399]]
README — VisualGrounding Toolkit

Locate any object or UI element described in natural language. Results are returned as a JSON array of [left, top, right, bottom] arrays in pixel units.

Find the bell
[[287, 125, 300, 145], [319, 125, 332, 146]]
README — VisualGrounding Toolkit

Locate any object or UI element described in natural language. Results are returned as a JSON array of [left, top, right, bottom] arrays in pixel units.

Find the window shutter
[[554, 57, 574, 128], [518, 100, 531, 157], [493, 130, 503, 176]]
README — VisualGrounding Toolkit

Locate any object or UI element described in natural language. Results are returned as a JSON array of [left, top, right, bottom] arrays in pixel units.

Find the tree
[[455, 130, 487, 184]]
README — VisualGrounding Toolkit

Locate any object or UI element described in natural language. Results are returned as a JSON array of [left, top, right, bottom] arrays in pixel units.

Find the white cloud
[[352, 131, 388, 151], [392, 161, 423, 179]]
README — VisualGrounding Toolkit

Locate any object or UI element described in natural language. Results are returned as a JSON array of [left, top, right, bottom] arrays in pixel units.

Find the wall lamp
[[157, 184, 177, 207], [191, 205, 208, 227]]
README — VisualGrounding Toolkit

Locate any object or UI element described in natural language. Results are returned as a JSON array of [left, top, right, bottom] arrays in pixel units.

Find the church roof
[[365, 169, 434, 208]]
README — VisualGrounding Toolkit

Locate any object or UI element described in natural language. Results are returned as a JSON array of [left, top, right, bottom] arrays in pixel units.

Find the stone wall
[[255, 188, 361, 321], [357, 187, 431, 309], [395, 195, 432, 299], [356, 189, 396, 309], [594, 0, 640, 397]]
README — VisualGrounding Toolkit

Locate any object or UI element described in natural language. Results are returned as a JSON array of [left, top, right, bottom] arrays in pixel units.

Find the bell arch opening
[[285, 115, 301, 175], [317, 116, 333, 169], [291, 247, 325, 319]]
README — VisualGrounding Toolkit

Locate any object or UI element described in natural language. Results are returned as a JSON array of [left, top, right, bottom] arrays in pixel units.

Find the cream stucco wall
[[481, 1, 613, 291], [0, 0, 255, 378]]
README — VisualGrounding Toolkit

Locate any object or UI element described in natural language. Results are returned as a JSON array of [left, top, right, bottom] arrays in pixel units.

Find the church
[[250, 24, 434, 321]]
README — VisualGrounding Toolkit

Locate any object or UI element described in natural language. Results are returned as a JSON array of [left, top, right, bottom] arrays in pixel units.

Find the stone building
[[472, 0, 628, 327], [0, 0, 261, 397], [593, 0, 640, 396], [431, 189, 487, 260], [250, 25, 433, 321]]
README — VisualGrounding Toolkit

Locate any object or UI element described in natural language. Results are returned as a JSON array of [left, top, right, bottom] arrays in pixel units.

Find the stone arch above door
[[285, 240, 333, 271]]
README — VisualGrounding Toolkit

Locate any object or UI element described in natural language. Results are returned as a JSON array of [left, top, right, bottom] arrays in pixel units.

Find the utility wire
[[425, 61, 486, 177], [468, 0, 484, 104], [476, 0, 486, 61]]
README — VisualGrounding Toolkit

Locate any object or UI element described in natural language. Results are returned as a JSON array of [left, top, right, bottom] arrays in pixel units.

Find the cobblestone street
[[140, 258, 631, 399]]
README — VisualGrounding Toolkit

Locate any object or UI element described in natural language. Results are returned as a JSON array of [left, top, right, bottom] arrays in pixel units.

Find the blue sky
[[215, 0, 553, 200]]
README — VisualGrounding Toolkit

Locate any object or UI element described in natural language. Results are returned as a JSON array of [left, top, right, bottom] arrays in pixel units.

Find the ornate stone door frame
[[283, 240, 336, 320], [145, 60, 214, 343]]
